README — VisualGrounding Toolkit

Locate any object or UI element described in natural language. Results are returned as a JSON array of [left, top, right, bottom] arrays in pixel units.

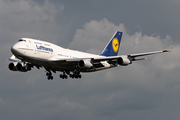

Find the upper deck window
[[18, 39, 26, 42], [34, 42, 42, 45], [44, 44, 50, 46]]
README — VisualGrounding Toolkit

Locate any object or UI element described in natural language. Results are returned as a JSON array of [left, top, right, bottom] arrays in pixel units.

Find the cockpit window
[[18, 39, 26, 42]]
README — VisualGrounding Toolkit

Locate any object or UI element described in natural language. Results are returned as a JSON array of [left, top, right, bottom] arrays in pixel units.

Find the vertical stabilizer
[[100, 31, 123, 56]]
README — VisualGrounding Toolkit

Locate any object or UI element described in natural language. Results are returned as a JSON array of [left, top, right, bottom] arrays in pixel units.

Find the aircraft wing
[[47, 46, 173, 71], [9, 55, 21, 62], [128, 46, 174, 59], [91, 46, 174, 62]]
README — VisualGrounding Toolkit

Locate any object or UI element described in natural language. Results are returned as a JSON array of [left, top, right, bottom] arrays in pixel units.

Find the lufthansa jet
[[8, 31, 173, 80]]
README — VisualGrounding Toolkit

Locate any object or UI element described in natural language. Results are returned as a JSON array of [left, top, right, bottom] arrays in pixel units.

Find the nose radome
[[11, 43, 18, 55], [11, 42, 28, 56]]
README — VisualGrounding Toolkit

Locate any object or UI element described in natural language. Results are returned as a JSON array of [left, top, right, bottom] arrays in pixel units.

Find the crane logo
[[112, 38, 119, 53]]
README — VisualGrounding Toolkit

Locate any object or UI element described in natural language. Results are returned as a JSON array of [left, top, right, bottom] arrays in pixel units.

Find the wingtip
[[168, 46, 174, 52], [163, 46, 174, 52]]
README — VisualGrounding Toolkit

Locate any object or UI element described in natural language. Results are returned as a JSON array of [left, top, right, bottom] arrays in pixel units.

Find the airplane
[[8, 31, 173, 80]]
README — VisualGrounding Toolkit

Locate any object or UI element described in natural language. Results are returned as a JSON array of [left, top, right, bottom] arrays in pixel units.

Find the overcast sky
[[1, 0, 180, 120]]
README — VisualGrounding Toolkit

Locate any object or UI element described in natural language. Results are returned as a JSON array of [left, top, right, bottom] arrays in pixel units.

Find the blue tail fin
[[100, 31, 123, 56]]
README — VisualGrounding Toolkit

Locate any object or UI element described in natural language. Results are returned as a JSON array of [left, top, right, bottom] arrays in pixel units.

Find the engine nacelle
[[9, 62, 18, 71], [78, 59, 93, 68], [9, 62, 31, 72], [117, 56, 132, 66], [16, 63, 23, 71]]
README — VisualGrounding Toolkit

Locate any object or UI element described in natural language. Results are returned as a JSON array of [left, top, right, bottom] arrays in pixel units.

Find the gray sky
[[1, 0, 180, 120]]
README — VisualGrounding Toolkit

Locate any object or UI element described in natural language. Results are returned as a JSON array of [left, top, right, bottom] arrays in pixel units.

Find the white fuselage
[[11, 38, 110, 72]]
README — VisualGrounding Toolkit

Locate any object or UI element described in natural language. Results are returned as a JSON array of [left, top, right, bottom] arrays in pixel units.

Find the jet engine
[[117, 56, 132, 66], [9, 62, 31, 72], [78, 59, 93, 68], [8, 62, 18, 71]]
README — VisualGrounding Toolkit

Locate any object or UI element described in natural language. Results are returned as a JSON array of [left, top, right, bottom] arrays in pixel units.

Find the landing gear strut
[[46, 72, 53, 80]]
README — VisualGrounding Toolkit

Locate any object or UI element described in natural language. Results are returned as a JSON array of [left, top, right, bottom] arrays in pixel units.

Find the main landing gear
[[46, 72, 53, 80], [70, 70, 82, 79], [46, 70, 82, 80], [59, 70, 81, 79], [59, 70, 82, 79]]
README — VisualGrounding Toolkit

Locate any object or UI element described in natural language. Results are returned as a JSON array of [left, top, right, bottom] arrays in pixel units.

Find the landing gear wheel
[[60, 74, 63, 78], [46, 72, 52, 76], [60, 74, 68, 79], [75, 75, 78, 79], [47, 76, 53, 80], [59, 71, 82, 79], [46, 72, 49, 76], [46, 72, 53, 80], [71, 70, 81, 79]]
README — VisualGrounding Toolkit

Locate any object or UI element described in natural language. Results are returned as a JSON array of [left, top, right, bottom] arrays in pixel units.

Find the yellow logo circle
[[112, 38, 119, 53]]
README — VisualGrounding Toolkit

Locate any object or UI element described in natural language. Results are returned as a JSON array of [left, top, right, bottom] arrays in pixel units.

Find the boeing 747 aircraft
[[8, 31, 173, 80]]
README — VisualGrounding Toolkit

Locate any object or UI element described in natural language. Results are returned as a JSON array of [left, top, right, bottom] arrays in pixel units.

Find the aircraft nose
[[11, 41, 28, 56], [11, 43, 19, 55], [11, 44, 18, 54]]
